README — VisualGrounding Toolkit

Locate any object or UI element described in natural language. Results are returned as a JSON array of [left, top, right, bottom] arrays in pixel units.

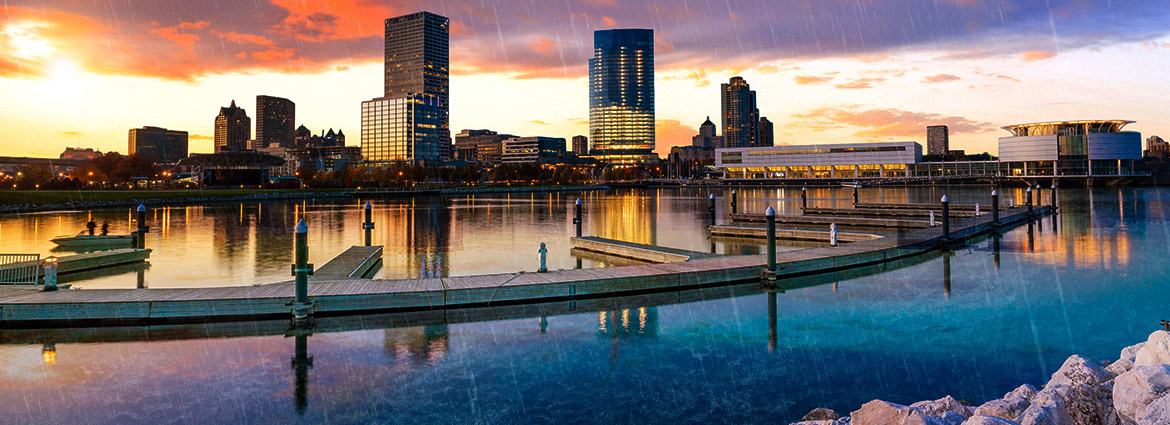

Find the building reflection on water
[[384, 325, 450, 366], [592, 192, 657, 246]]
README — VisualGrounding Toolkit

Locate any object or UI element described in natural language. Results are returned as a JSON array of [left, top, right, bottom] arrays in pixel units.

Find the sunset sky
[[1, 0, 1168, 158]]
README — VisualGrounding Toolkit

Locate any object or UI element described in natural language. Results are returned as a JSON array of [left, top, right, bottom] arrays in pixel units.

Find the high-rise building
[[361, 94, 441, 164], [721, 76, 760, 148], [129, 126, 188, 163], [927, 125, 949, 156], [758, 117, 774, 147], [572, 135, 588, 156], [692, 117, 724, 149], [214, 100, 251, 152], [255, 95, 295, 148], [385, 11, 450, 157], [589, 29, 656, 165]]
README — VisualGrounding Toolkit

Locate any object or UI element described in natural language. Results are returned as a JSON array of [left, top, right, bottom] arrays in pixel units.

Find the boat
[[50, 232, 134, 249], [841, 181, 866, 188]]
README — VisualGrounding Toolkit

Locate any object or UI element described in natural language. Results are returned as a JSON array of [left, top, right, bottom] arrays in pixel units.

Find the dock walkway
[[0, 206, 1051, 327], [0, 249, 151, 283], [730, 213, 930, 229], [708, 225, 882, 242], [311, 246, 382, 280], [570, 236, 718, 263]]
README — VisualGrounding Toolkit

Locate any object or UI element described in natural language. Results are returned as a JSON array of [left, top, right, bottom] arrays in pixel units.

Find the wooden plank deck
[[311, 245, 383, 280], [854, 202, 1006, 211], [0, 206, 1052, 328], [802, 207, 980, 218], [730, 213, 931, 229], [708, 225, 883, 242], [569, 236, 718, 263], [0, 249, 151, 283]]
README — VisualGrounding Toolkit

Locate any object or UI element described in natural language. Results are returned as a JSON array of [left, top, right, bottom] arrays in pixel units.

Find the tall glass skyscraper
[[589, 29, 656, 165], [361, 94, 441, 164], [255, 95, 295, 148], [721, 76, 759, 148], [383, 11, 450, 160]]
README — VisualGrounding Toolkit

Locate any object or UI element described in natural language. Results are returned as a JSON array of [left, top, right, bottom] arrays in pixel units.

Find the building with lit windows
[[927, 125, 949, 156], [998, 120, 1141, 176], [454, 129, 515, 165], [255, 95, 295, 148], [214, 100, 251, 152], [589, 29, 656, 165], [692, 117, 724, 149], [501, 137, 566, 164], [718, 142, 922, 179], [360, 94, 441, 164], [385, 12, 450, 159], [129, 126, 188, 164], [572, 135, 588, 156], [722, 76, 760, 148]]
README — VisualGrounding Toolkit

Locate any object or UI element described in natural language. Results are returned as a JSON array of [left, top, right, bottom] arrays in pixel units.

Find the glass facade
[[721, 77, 759, 148], [129, 126, 188, 164], [385, 12, 450, 156], [255, 95, 295, 148], [589, 29, 655, 165], [361, 94, 440, 164]]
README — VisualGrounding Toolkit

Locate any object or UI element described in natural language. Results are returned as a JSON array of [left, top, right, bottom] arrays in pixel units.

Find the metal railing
[[0, 254, 41, 284]]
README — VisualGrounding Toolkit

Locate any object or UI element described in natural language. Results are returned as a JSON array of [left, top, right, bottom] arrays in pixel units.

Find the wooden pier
[[0, 249, 151, 283], [801, 207, 979, 218], [708, 225, 882, 243], [310, 246, 382, 280], [0, 206, 1051, 328], [570, 236, 717, 263], [729, 213, 931, 229]]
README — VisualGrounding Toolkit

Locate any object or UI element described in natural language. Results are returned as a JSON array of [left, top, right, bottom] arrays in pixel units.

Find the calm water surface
[[0, 186, 1166, 424]]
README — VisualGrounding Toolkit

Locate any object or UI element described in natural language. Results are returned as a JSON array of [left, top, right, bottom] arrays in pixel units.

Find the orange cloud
[[1021, 50, 1057, 62], [213, 31, 274, 46], [600, 16, 617, 28], [253, 48, 295, 61], [835, 78, 885, 89], [450, 21, 470, 37], [655, 119, 698, 156], [528, 36, 557, 56], [794, 75, 833, 85], [269, 0, 394, 42], [189, 134, 214, 140], [792, 106, 995, 139], [150, 21, 208, 60], [923, 74, 961, 83]]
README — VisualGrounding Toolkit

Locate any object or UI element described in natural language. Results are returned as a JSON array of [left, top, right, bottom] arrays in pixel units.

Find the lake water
[[0, 186, 1166, 424]]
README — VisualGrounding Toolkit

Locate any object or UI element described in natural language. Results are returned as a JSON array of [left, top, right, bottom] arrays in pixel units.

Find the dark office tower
[[758, 117, 774, 147], [692, 117, 724, 148], [722, 76, 760, 148], [255, 95, 295, 148], [589, 29, 655, 165], [214, 100, 251, 152], [129, 126, 188, 164], [385, 12, 450, 152], [927, 125, 950, 156], [572, 135, 588, 156]]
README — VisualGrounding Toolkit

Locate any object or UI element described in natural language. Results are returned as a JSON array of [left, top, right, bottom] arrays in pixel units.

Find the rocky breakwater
[[790, 330, 1170, 425]]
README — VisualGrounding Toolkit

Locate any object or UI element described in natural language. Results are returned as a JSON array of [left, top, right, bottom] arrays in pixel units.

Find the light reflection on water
[[0, 187, 1167, 424]]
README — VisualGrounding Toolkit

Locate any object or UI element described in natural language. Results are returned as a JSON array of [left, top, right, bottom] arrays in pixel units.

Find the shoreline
[[0, 185, 610, 214], [789, 329, 1170, 425]]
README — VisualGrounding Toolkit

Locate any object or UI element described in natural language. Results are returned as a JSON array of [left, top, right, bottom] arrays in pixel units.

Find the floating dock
[[570, 236, 717, 263], [729, 213, 931, 229], [0, 249, 151, 283], [0, 206, 1050, 328], [310, 246, 382, 280], [801, 207, 980, 218], [708, 225, 882, 243]]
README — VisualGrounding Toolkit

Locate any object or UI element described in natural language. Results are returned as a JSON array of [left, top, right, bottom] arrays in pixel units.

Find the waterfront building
[[759, 117, 774, 147], [1145, 135, 1169, 159], [454, 129, 515, 166], [361, 94, 442, 164], [385, 11, 450, 158], [692, 117, 725, 149], [59, 147, 102, 160], [721, 76, 761, 148], [128, 126, 188, 164], [999, 120, 1141, 176], [589, 29, 656, 165], [214, 100, 251, 152], [927, 125, 949, 156], [572, 135, 588, 156], [255, 95, 295, 148], [501, 137, 566, 164], [717, 141, 922, 179]]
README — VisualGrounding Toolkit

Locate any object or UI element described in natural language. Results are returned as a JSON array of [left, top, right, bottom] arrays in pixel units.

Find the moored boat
[[50, 232, 134, 249]]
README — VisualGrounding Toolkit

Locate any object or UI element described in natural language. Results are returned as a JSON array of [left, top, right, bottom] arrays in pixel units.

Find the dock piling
[[765, 206, 776, 272], [708, 194, 717, 225], [801, 187, 807, 211], [941, 195, 951, 242], [830, 223, 838, 247], [731, 190, 738, 214], [930, 210, 936, 227], [853, 186, 859, 206], [42, 256, 58, 291], [362, 202, 375, 246], [991, 190, 1000, 228], [1036, 184, 1042, 205], [975, 203, 981, 217], [292, 220, 314, 320], [538, 242, 548, 273], [135, 204, 147, 249], [574, 198, 583, 237], [1026, 187, 1033, 217], [1050, 184, 1057, 210]]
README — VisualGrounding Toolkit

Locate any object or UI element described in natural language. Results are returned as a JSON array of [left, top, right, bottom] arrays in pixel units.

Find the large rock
[[852, 400, 931, 425], [1007, 384, 1038, 401], [912, 395, 974, 419], [1134, 331, 1170, 368], [1113, 364, 1170, 424], [962, 415, 1021, 425], [802, 407, 842, 421], [789, 421, 847, 425], [974, 396, 1030, 421], [1139, 393, 1170, 425], [1018, 355, 1119, 425]]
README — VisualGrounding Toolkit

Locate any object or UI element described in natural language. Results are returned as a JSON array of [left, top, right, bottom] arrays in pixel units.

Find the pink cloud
[[923, 74, 961, 83]]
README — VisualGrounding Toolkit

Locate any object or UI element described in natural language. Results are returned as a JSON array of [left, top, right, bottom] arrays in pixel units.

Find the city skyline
[[1, 1, 1168, 158]]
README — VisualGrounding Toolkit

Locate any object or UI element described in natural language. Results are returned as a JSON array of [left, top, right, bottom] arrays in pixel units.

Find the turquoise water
[[0, 187, 1166, 424]]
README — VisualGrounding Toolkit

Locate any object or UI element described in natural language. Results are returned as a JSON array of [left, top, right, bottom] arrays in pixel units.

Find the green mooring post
[[731, 190, 738, 214], [941, 195, 951, 242], [293, 219, 313, 320], [1050, 184, 1057, 211], [362, 201, 374, 246], [574, 198, 582, 237], [765, 206, 776, 273], [991, 190, 1000, 228], [1026, 187, 1033, 216], [136, 204, 147, 249]]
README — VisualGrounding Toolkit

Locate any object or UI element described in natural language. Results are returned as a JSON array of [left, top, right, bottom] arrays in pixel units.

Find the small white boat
[[50, 232, 134, 249], [841, 182, 865, 188]]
